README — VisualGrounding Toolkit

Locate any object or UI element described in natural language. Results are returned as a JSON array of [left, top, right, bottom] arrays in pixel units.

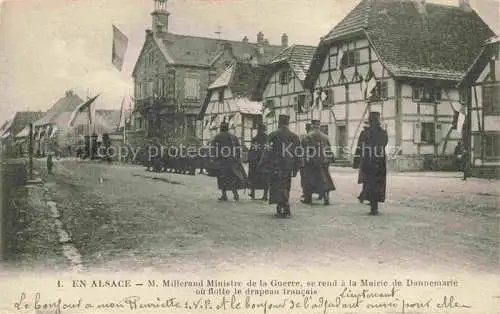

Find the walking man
[[259, 115, 301, 217], [354, 121, 369, 203], [248, 123, 269, 200], [300, 120, 335, 205], [210, 118, 247, 201], [353, 112, 388, 215]]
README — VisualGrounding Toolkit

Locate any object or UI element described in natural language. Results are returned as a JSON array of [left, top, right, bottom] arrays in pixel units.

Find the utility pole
[[28, 123, 33, 178], [463, 87, 472, 180]]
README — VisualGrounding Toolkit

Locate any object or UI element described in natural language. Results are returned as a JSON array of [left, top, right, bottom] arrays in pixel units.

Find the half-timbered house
[[257, 44, 316, 135], [458, 36, 500, 166], [199, 60, 264, 147], [304, 0, 494, 169]]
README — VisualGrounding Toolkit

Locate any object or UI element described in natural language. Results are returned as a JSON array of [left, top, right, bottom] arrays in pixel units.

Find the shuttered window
[[483, 84, 500, 115], [184, 77, 200, 100]]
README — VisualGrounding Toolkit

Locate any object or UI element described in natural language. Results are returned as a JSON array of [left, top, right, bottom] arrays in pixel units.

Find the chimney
[[458, 0, 472, 12], [65, 90, 73, 97], [242, 36, 249, 43], [257, 31, 264, 44], [281, 33, 288, 47], [413, 0, 426, 14], [264, 38, 269, 45]]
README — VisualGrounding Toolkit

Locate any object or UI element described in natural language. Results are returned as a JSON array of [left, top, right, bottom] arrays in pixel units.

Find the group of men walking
[[208, 111, 388, 217]]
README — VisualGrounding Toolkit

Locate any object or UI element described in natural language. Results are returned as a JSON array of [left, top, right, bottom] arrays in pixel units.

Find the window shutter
[[305, 93, 312, 111], [413, 122, 422, 144], [434, 123, 442, 144]]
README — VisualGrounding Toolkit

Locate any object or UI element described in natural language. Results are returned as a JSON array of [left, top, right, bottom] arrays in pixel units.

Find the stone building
[[303, 0, 495, 169], [129, 0, 286, 145]]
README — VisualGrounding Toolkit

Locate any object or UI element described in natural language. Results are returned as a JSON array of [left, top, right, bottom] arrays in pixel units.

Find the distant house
[[304, 0, 495, 168], [0, 111, 45, 157], [30, 90, 119, 156], [457, 36, 500, 166], [199, 60, 265, 147], [256, 44, 316, 135], [129, 0, 286, 146]]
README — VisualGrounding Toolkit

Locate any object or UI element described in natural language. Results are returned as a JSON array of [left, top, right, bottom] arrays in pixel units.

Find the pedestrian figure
[[354, 121, 370, 204], [353, 112, 388, 215], [259, 115, 301, 217], [47, 153, 54, 174], [248, 123, 269, 201], [454, 140, 464, 172], [300, 120, 335, 205], [300, 123, 312, 202], [210, 118, 247, 201]]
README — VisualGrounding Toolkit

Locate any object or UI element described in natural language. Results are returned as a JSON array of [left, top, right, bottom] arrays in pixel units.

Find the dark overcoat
[[301, 130, 336, 194], [210, 131, 247, 190], [247, 132, 268, 190], [259, 126, 301, 205], [353, 125, 388, 202]]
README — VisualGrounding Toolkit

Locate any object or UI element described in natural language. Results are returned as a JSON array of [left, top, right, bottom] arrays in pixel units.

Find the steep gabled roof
[[306, 0, 495, 87], [270, 44, 316, 81], [2, 111, 46, 137], [458, 36, 499, 87], [199, 61, 266, 118], [34, 91, 85, 126]]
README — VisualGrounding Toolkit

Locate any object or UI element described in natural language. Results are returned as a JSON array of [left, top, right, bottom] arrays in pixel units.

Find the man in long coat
[[300, 123, 312, 201], [210, 119, 247, 201], [258, 115, 301, 217], [248, 123, 269, 200], [301, 120, 335, 205], [353, 111, 388, 215], [354, 122, 369, 203]]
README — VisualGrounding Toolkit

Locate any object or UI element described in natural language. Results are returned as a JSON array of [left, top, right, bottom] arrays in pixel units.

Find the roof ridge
[[170, 32, 284, 48]]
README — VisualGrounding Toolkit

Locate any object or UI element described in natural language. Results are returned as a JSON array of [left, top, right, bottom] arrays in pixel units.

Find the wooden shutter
[[292, 96, 298, 112], [413, 122, 422, 144]]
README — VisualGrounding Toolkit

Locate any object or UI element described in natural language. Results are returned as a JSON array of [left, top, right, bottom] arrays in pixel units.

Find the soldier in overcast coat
[[353, 111, 388, 215]]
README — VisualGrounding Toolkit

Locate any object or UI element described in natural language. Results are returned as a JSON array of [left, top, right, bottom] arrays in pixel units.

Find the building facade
[[129, 0, 285, 146], [258, 44, 316, 136], [200, 60, 264, 147], [304, 0, 494, 168], [458, 37, 500, 166]]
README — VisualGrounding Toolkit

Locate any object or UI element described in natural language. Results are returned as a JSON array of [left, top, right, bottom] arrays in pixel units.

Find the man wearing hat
[[353, 121, 370, 203], [301, 119, 335, 205], [210, 118, 247, 201], [248, 123, 269, 200], [353, 112, 388, 215], [258, 115, 301, 217], [299, 123, 312, 201]]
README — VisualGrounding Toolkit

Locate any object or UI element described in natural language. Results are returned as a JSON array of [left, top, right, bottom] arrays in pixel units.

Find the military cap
[[368, 111, 381, 125], [278, 114, 290, 125]]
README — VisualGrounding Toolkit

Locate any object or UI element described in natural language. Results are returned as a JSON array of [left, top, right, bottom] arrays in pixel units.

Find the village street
[[5, 159, 498, 279]]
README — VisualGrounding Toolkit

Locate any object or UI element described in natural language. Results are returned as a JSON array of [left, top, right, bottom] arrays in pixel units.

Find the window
[[265, 99, 275, 109], [322, 89, 334, 108], [412, 86, 441, 103], [157, 78, 165, 97], [297, 94, 306, 113], [218, 90, 224, 103], [484, 133, 500, 158], [167, 69, 176, 101], [252, 115, 263, 129], [370, 81, 388, 101], [482, 84, 500, 115], [279, 70, 292, 85], [320, 125, 329, 135], [421, 122, 435, 144], [147, 81, 154, 98], [184, 77, 200, 100], [340, 50, 360, 68]]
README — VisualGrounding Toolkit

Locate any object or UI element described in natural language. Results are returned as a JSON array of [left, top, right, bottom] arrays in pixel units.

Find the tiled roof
[[458, 36, 499, 87], [270, 44, 316, 81], [161, 33, 284, 67], [306, 0, 495, 85], [2, 111, 46, 138], [34, 91, 85, 126], [209, 62, 235, 89]]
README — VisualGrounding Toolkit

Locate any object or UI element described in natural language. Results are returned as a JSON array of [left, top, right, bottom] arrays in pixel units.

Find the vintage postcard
[[0, 0, 499, 313]]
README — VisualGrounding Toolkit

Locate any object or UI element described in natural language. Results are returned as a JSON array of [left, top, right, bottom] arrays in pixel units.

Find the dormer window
[[218, 90, 224, 103], [412, 86, 441, 103]]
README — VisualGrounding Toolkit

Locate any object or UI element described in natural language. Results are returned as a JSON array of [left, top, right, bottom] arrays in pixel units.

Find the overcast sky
[[0, 0, 498, 125]]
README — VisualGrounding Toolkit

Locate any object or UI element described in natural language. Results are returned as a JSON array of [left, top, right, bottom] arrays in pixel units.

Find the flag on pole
[[112, 25, 128, 71], [118, 96, 127, 130], [68, 94, 100, 127], [364, 76, 377, 99], [337, 47, 344, 68], [50, 126, 59, 139]]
